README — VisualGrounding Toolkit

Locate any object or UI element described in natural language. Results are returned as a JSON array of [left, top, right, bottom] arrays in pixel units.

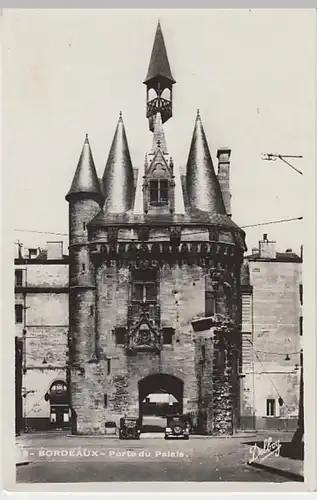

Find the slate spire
[[144, 20, 176, 85], [102, 112, 134, 213], [186, 110, 226, 214], [151, 112, 168, 154], [66, 134, 104, 205]]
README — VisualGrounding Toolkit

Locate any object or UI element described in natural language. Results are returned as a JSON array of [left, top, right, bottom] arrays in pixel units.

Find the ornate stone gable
[[127, 311, 162, 353]]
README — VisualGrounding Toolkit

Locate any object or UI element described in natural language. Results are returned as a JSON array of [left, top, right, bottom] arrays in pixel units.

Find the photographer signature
[[248, 437, 281, 464]]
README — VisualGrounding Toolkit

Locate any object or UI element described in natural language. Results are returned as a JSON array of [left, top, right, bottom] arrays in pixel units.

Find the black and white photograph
[[2, 7, 316, 492]]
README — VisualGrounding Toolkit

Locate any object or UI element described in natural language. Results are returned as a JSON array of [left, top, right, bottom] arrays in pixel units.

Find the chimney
[[259, 234, 276, 259], [300, 245, 303, 260], [217, 147, 232, 217], [47, 241, 63, 260]]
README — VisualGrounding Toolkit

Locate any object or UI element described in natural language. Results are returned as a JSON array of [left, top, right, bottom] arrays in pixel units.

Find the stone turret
[[66, 134, 103, 371]]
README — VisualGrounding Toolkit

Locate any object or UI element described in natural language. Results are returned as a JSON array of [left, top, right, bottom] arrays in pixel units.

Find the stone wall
[[70, 258, 242, 434]]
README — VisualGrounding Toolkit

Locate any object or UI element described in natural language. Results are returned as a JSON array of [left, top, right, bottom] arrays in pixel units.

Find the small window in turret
[[149, 180, 168, 206]]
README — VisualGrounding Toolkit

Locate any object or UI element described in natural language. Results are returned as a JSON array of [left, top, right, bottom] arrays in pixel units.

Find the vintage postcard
[[2, 7, 316, 494]]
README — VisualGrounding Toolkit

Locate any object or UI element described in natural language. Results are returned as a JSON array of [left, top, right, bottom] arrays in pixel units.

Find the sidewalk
[[248, 455, 303, 482]]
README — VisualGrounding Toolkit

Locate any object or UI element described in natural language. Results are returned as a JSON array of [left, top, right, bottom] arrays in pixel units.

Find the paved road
[[16, 431, 291, 483]]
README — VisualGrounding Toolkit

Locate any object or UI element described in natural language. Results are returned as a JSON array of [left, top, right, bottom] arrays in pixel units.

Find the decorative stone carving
[[209, 228, 219, 242], [107, 227, 118, 245], [169, 226, 181, 245], [137, 227, 150, 241], [127, 312, 161, 353]]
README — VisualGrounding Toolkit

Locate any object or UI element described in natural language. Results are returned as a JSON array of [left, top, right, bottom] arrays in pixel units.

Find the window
[[115, 327, 126, 345], [300, 316, 303, 336], [104, 394, 108, 408], [162, 328, 174, 345], [82, 264, 85, 271], [90, 305, 94, 316], [299, 284, 303, 305], [266, 399, 276, 417], [15, 270, 23, 287], [149, 179, 169, 206], [28, 248, 38, 259], [83, 222, 86, 230], [132, 269, 157, 303], [107, 359, 111, 375], [15, 304, 23, 323]]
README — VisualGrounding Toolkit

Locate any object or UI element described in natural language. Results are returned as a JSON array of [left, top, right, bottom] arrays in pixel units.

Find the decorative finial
[[157, 139, 161, 148], [85, 133, 89, 141], [119, 111, 122, 118], [197, 109, 200, 118]]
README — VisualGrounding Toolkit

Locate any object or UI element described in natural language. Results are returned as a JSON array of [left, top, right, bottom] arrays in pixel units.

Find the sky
[[3, 9, 315, 256]]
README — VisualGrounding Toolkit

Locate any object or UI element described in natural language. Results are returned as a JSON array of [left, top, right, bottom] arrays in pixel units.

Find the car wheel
[[164, 436, 169, 440], [184, 435, 189, 440]]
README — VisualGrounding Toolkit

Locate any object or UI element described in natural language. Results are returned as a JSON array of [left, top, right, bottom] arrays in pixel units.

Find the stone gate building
[[66, 21, 246, 435]]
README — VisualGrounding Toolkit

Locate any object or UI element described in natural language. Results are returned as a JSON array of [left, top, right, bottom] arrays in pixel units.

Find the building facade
[[14, 24, 303, 436], [14, 241, 70, 431], [65, 21, 246, 435], [240, 234, 302, 431]]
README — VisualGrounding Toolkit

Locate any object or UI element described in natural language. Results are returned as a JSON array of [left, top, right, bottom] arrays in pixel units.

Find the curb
[[247, 460, 304, 482], [64, 433, 257, 439]]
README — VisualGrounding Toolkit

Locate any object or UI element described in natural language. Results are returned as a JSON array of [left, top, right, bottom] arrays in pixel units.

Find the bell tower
[[143, 21, 176, 132]]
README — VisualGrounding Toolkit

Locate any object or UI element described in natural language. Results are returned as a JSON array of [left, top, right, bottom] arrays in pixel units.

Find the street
[[16, 431, 292, 483]]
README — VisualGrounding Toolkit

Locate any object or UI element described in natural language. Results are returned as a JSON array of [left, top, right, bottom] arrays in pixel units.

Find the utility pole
[[261, 153, 303, 176], [291, 348, 304, 451]]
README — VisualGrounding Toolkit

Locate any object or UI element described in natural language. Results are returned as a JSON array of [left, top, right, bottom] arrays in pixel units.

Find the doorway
[[138, 374, 184, 431]]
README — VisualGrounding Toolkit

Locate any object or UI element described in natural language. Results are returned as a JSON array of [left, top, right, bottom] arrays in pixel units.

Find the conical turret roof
[[102, 112, 134, 213], [66, 134, 104, 204], [144, 21, 176, 85], [186, 111, 226, 214]]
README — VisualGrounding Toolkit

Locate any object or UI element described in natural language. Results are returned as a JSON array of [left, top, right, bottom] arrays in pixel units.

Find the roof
[[88, 208, 243, 230], [143, 21, 176, 85], [66, 135, 104, 205], [186, 111, 227, 215], [246, 251, 302, 263], [102, 113, 135, 213]]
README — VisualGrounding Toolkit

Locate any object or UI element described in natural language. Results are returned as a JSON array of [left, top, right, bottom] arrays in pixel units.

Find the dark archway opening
[[138, 374, 184, 431]]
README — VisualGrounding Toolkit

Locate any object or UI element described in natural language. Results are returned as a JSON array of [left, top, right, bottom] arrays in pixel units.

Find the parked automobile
[[164, 414, 190, 439], [119, 416, 141, 439]]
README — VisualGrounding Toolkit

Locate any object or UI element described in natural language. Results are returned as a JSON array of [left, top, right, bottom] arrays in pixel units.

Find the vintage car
[[119, 416, 141, 439], [164, 414, 190, 440]]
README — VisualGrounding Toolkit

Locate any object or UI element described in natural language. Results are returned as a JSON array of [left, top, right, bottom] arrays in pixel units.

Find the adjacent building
[[14, 241, 69, 431], [240, 234, 302, 431]]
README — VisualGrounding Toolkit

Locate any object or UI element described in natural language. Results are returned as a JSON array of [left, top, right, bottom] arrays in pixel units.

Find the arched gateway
[[66, 21, 246, 436], [138, 374, 184, 422]]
